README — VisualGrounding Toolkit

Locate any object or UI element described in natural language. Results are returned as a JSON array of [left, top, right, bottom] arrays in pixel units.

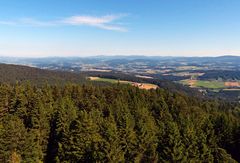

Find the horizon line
[[0, 54, 240, 59]]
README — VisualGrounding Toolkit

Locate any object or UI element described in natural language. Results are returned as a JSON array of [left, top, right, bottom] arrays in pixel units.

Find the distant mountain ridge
[[1, 55, 240, 62]]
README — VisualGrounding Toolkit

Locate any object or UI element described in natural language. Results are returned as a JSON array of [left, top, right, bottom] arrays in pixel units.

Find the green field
[[90, 77, 121, 83], [180, 79, 225, 89], [195, 80, 225, 89], [89, 77, 158, 90]]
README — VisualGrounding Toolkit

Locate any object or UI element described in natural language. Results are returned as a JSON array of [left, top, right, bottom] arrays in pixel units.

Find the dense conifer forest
[[0, 82, 240, 162], [0, 64, 87, 85]]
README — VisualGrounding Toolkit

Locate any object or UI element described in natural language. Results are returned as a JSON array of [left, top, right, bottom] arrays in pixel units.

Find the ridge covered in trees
[[0, 83, 240, 162], [0, 64, 87, 85], [0, 63, 204, 98]]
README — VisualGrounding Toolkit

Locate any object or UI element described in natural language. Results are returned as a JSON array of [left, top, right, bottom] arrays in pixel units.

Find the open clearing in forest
[[180, 79, 225, 89], [180, 79, 240, 92], [88, 77, 158, 90]]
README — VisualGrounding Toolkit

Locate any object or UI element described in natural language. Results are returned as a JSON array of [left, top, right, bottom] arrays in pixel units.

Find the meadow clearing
[[88, 77, 158, 90]]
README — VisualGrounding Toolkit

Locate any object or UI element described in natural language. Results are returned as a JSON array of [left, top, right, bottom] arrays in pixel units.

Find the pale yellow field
[[225, 82, 240, 87]]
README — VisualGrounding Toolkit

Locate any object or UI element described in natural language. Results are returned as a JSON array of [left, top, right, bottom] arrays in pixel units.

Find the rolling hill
[[0, 64, 87, 85]]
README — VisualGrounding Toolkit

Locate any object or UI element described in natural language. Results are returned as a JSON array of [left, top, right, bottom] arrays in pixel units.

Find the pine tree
[[65, 110, 104, 162], [158, 121, 186, 162]]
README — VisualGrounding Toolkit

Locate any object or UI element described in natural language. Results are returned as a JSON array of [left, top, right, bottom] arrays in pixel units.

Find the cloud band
[[0, 14, 127, 32]]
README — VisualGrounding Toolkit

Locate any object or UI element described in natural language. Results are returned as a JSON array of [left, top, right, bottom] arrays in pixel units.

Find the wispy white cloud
[[63, 15, 119, 25], [62, 15, 127, 32], [0, 14, 128, 32]]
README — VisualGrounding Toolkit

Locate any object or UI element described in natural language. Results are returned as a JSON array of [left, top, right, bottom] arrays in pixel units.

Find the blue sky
[[0, 0, 240, 57]]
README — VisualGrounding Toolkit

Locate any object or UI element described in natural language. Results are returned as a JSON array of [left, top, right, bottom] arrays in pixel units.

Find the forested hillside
[[199, 70, 240, 80], [0, 64, 87, 85], [0, 63, 204, 98], [0, 83, 240, 162]]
